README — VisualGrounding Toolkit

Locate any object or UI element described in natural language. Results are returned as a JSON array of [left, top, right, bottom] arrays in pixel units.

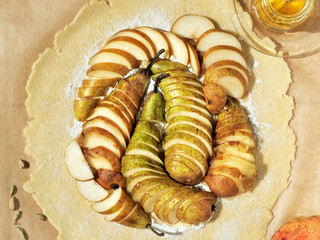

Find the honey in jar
[[254, 0, 314, 30]]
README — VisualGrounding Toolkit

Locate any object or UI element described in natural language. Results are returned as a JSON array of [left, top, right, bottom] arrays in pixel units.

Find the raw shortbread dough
[[24, 0, 295, 239]]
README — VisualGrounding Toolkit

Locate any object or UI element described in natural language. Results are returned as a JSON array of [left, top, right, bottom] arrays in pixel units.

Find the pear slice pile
[[205, 98, 257, 198], [121, 90, 216, 225]]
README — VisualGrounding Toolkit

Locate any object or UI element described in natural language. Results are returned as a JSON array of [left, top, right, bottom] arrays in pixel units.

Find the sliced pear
[[162, 31, 189, 65], [77, 86, 108, 98], [203, 67, 247, 99], [89, 48, 140, 69], [196, 29, 242, 53], [171, 14, 215, 41], [82, 127, 124, 158], [96, 168, 126, 190], [121, 155, 163, 169], [74, 99, 100, 122], [76, 179, 110, 202], [167, 116, 213, 139], [99, 100, 134, 126], [165, 155, 202, 185], [125, 142, 163, 164], [83, 116, 127, 147], [166, 124, 213, 158], [86, 62, 129, 79], [215, 131, 256, 148], [165, 98, 210, 117], [103, 36, 151, 61], [116, 203, 150, 229], [161, 82, 204, 96], [134, 121, 161, 142], [121, 163, 166, 179], [125, 69, 150, 97], [163, 131, 209, 159], [87, 105, 131, 140], [203, 83, 227, 115], [165, 105, 213, 131], [91, 187, 123, 214], [187, 42, 201, 76], [164, 144, 208, 178], [127, 175, 168, 194], [214, 141, 255, 163], [202, 46, 248, 70], [182, 196, 216, 224], [114, 80, 142, 109], [152, 68, 197, 80], [215, 122, 253, 137], [139, 92, 165, 123], [64, 140, 94, 181], [109, 195, 135, 222], [140, 184, 180, 213], [109, 29, 156, 57], [163, 89, 205, 103], [135, 26, 171, 58], [158, 76, 201, 89], [108, 90, 138, 121], [130, 132, 159, 152], [205, 60, 250, 85], [83, 146, 121, 172], [82, 78, 120, 88]]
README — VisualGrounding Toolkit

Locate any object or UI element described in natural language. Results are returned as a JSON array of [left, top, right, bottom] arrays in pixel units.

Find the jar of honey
[[253, 0, 314, 30]]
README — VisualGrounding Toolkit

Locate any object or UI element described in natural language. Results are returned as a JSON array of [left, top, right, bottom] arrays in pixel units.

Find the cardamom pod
[[9, 197, 17, 211], [37, 213, 47, 221], [10, 185, 17, 197], [15, 226, 27, 240], [19, 159, 30, 169], [13, 210, 22, 224]]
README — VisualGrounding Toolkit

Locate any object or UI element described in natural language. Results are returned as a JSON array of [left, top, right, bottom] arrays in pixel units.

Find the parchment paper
[[0, 0, 319, 239]]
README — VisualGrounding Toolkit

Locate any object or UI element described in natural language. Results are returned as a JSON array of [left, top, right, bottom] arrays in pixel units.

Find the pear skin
[[77, 86, 108, 98], [150, 59, 188, 74], [115, 80, 142, 109], [74, 99, 100, 122], [159, 76, 201, 89], [152, 69, 197, 80], [134, 121, 161, 141], [139, 92, 165, 123], [182, 197, 216, 224], [116, 204, 150, 229]]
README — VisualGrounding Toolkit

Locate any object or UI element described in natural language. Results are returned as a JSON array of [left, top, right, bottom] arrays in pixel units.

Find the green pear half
[[116, 203, 150, 229]]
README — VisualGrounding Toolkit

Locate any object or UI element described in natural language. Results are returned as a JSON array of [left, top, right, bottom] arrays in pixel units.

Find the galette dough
[[24, 0, 295, 239]]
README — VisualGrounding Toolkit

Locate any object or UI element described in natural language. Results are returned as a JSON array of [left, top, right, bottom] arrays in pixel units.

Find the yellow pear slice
[[86, 62, 129, 79], [214, 141, 255, 163], [99, 100, 134, 126], [116, 204, 150, 229], [77, 86, 108, 98], [73, 99, 100, 122], [81, 78, 120, 88], [76, 179, 110, 202], [135, 26, 171, 58], [162, 31, 189, 65], [109, 29, 156, 58], [187, 42, 201, 76], [215, 131, 256, 148], [159, 76, 201, 89], [202, 46, 248, 70], [108, 90, 138, 121], [89, 48, 140, 69], [196, 29, 242, 53], [103, 36, 151, 61], [64, 139, 94, 181], [171, 14, 215, 41], [126, 175, 168, 194], [114, 80, 142, 109]]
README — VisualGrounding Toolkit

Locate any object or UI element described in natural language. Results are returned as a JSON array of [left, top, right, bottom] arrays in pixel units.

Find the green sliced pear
[[87, 105, 131, 140], [164, 144, 208, 178], [166, 106, 213, 132], [127, 175, 169, 194], [115, 80, 142, 109], [110, 195, 136, 222], [83, 146, 121, 172], [108, 90, 138, 121], [158, 76, 201, 89], [163, 131, 209, 160], [76, 179, 110, 202], [166, 102, 212, 122], [82, 78, 120, 88], [215, 122, 253, 136], [215, 127, 253, 140], [125, 142, 162, 164], [83, 116, 127, 148], [125, 69, 150, 97], [74, 98, 100, 122], [129, 132, 159, 152], [153, 187, 188, 222], [134, 121, 161, 142], [165, 155, 202, 185], [150, 59, 188, 74], [121, 155, 163, 169], [214, 141, 255, 163], [140, 183, 180, 213], [215, 116, 249, 131], [87, 62, 130, 77], [167, 116, 213, 139], [98, 101, 134, 128], [152, 69, 197, 80], [77, 86, 108, 98], [182, 197, 216, 224], [82, 127, 124, 158], [164, 93, 207, 109], [176, 191, 216, 223], [166, 124, 213, 158], [91, 187, 124, 214], [121, 162, 166, 178], [162, 189, 196, 224], [161, 83, 204, 97], [139, 92, 165, 123], [215, 131, 256, 148], [64, 139, 94, 181], [116, 203, 150, 229]]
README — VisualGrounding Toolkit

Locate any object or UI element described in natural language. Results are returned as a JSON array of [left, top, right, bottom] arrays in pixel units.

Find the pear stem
[[154, 73, 169, 93], [146, 49, 165, 73]]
